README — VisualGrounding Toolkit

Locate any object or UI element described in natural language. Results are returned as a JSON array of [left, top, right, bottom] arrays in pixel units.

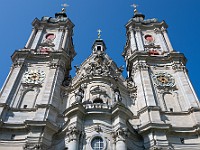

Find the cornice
[[137, 106, 161, 116], [128, 51, 187, 67], [126, 20, 168, 30], [138, 122, 171, 134], [111, 102, 134, 120], [0, 120, 59, 132]]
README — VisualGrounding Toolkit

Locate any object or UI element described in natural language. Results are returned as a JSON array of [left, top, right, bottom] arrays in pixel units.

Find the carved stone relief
[[84, 54, 112, 76], [172, 63, 186, 72], [89, 85, 110, 104], [126, 79, 137, 105]]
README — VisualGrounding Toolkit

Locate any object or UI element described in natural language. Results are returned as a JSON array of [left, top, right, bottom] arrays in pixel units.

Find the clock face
[[152, 72, 175, 87], [23, 70, 45, 84]]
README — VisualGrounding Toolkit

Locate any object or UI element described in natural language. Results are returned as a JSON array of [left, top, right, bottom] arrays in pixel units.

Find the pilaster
[[135, 27, 144, 51]]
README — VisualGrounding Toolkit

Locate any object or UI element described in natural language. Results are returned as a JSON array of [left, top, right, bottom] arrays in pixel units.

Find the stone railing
[[83, 103, 112, 110]]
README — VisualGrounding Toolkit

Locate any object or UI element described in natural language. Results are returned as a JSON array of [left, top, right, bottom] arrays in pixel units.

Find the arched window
[[93, 98, 103, 104], [91, 137, 104, 150]]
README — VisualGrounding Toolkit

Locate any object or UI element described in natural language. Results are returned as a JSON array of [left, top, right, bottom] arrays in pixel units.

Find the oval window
[[91, 137, 104, 150], [145, 34, 154, 43], [46, 33, 55, 40]]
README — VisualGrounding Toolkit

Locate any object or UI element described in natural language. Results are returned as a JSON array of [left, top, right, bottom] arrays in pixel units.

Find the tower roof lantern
[[55, 3, 69, 18], [92, 29, 107, 53]]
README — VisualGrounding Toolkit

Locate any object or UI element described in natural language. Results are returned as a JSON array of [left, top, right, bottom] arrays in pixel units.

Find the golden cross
[[97, 29, 102, 39], [131, 4, 138, 13]]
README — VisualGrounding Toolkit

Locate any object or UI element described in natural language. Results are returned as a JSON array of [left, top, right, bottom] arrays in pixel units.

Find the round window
[[91, 137, 104, 150]]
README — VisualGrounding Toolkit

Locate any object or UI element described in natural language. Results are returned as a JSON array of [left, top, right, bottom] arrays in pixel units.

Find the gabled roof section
[[72, 39, 125, 86]]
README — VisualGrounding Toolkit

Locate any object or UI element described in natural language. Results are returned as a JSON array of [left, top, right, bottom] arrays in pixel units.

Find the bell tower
[[0, 7, 75, 149], [123, 5, 200, 150]]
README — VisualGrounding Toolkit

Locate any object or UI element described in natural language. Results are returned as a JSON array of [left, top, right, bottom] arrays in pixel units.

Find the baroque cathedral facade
[[0, 6, 200, 150]]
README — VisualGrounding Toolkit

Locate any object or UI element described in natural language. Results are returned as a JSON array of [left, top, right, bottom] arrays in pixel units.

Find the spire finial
[[131, 4, 138, 14], [97, 29, 102, 39], [61, 3, 69, 13]]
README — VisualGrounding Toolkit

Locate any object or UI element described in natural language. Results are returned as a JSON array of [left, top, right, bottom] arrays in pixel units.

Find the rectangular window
[[97, 46, 101, 51]]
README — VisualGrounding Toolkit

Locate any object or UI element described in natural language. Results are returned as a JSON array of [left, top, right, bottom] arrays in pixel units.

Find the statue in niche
[[114, 88, 122, 102], [75, 87, 84, 103]]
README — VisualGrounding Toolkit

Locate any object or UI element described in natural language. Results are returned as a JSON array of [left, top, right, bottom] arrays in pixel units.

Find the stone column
[[161, 27, 174, 52], [134, 27, 144, 51], [61, 28, 69, 50], [25, 28, 37, 49], [129, 27, 137, 51], [113, 128, 127, 150], [154, 28, 168, 52], [65, 126, 81, 150], [31, 27, 43, 49]]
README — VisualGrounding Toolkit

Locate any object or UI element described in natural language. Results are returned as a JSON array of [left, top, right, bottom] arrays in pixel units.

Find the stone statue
[[114, 88, 122, 102], [75, 87, 84, 103]]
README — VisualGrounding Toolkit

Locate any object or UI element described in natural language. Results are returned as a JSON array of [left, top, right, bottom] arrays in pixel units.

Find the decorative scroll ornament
[[23, 70, 45, 84], [152, 72, 175, 87]]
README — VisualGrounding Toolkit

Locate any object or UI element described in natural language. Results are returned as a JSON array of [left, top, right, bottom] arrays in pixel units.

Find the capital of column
[[66, 126, 81, 142], [154, 28, 162, 34], [112, 128, 128, 142], [137, 62, 149, 71], [134, 27, 141, 32]]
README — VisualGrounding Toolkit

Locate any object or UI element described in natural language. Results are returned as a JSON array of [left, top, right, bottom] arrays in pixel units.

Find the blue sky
[[0, 0, 200, 99]]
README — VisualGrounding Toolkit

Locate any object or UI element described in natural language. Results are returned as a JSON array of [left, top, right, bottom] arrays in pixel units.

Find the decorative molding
[[154, 28, 161, 34], [38, 46, 54, 54], [94, 124, 102, 132], [12, 60, 24, 68], [172, 63, 186, 72], [49, 59, 66, 70], [133, 62, 149, 71], [24, 144, 44, 150], [134, 27, 141, 32]]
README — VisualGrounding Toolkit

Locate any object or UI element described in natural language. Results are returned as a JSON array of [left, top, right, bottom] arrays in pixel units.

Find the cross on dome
[[131, 4, 138, 14], [61, 3, 69, 13], [97, 29, 102, 39]]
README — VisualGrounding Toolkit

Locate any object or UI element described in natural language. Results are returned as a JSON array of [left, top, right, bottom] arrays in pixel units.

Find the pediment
[[72, 50, 124, 84]]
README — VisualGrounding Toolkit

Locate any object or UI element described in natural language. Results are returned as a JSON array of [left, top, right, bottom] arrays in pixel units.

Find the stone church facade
[[0, 7, 200, 150]]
